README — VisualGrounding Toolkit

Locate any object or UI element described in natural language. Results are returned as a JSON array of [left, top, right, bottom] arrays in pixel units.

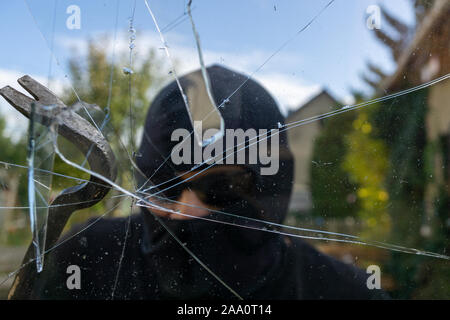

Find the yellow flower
[[358, 188, 369, 198], [361, 123, 372, 134], [377, 190, 389, 201]]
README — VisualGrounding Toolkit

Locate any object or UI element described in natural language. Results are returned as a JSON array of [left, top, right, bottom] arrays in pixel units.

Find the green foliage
[[309, 0, 446, 299], [372, 88, 450, 298], [310, 98, 391, 237], [343, 110, 391, 239], [361, 0, 449, 298], [53, 36, 165, 188], [310, 109, 359, 219], [372, 89, 427, 225], [0, 116, 29, 245], [64, 37, 163, 137], [0, 117, 27, 166], [0, 116, 27, 206]]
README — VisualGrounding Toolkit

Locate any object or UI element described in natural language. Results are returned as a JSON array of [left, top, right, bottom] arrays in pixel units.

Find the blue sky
[[0, 0, 415, 136]]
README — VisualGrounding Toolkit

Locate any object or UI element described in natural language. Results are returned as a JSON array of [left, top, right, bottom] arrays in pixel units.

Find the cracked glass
[[0, 0, 449, 300]]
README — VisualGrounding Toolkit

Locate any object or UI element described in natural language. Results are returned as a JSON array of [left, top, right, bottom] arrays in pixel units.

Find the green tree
[[54, 36, 166, 223], [64, 37, 163, 140], [0, 116, 28, 244], [0, 117, 27, 171], [310, 108, 359, 219], [311, 0, 447, 298], [343, 108, 390, 240], [358, 0, 449, 298]]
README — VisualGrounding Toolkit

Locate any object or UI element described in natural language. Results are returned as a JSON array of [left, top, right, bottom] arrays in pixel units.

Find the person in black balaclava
[[27, 65, 387, 300]]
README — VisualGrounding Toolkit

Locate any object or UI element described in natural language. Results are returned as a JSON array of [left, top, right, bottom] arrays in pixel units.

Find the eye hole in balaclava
[[154, 165, 256, 209]]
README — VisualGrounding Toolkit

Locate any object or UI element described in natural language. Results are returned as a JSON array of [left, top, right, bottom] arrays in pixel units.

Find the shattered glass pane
[[26, 103, 55, 272], [0, 0, 449, 301]]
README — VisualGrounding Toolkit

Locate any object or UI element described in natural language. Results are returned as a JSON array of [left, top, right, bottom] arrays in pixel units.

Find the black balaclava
[[135, 65, 294, 299]]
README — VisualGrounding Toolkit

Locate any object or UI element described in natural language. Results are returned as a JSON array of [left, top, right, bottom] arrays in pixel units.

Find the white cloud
[[1, 29, 321, 143], [56, 31, 321, 116], [342, 94, 356, 106], [255, 73, 321, 115]]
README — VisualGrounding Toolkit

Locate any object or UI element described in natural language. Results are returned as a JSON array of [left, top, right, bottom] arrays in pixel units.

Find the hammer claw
[[0, 85, 35, 118], [18, 75, 62, 106], [1, 75, 117, 299]]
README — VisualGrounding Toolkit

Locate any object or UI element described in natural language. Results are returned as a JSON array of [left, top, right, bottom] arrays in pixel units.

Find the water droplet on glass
[[42, 104, 57, 111], [123, 67, 134, 75]]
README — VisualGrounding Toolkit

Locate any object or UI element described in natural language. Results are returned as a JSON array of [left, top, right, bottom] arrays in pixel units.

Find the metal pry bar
[[0, 75, 117, 299]]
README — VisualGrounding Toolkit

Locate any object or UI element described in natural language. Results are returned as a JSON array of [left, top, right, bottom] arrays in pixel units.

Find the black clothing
[[32, 214, 385, 299]]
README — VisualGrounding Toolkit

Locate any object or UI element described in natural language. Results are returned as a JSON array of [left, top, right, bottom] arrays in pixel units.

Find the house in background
[[378, 0, 450, 221], [286, 90, 337, 213]]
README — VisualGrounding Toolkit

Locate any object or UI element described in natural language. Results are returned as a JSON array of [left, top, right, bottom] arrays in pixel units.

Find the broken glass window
[[0, 0, 449, 300]]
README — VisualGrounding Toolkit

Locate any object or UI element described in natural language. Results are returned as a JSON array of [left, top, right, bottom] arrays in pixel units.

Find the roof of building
[[379, 0, 450, 92], [286, 89, 337, 120]]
